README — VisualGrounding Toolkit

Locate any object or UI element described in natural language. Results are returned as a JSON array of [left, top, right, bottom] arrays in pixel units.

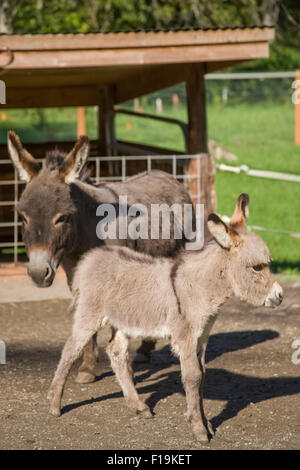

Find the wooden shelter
[[0, 26, 274, 260]]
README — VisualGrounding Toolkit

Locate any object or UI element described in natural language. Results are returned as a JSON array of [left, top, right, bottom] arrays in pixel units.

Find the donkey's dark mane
[[45, 149, 68, 171], [45, 148, 91, 183]]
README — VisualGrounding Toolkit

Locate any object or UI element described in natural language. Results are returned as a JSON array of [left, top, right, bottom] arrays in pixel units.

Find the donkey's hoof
[[49, 406, 61, 417], [75, 371, 96, 384], [137, 408, 153, 419], [192, 423, 210, 443], [207, 421, 215, 437], [195, 432, 210, 444], [133, 352, 151, 364]]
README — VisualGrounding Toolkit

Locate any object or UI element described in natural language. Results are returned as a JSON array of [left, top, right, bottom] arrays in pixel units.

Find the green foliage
[[232, 41, 300, 72]]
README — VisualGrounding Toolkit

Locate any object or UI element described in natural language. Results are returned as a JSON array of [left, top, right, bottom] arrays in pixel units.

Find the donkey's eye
[[253, 264, 264, 272], [54, 214, 70, 225]]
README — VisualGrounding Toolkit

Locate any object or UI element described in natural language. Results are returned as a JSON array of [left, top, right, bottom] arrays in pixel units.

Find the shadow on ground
[[39, 329, 300, 433]]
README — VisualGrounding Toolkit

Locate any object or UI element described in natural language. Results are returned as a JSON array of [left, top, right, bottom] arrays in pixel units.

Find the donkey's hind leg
[[134, 338, 156, 363], [106, 329, 152, 418]]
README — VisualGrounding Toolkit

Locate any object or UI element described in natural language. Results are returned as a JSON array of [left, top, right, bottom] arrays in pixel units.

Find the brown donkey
[[7, 131, 194, 383], [48, 194, 283, 443]]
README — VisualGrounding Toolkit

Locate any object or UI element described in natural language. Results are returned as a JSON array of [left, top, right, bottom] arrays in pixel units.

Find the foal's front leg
[[174, 336, 210, 443], [62, 258, 98, 384], [48, 331, 95, 416]]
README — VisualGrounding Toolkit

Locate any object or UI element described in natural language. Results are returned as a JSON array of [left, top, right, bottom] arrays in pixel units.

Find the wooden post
[[77, 107, 86, 137], [295, 70, 300, 146], [98, 85, 116, 156], [186, 64, 215, 221]]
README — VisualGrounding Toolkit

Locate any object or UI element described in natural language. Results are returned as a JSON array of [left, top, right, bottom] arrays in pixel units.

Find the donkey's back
[[109, 169, 192, 206]]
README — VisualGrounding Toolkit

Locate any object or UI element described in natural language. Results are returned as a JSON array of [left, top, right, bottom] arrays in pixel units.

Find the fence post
[[186, 64, 216, 225], [295, 70, 300, 146], [77, 107, 86, 137]]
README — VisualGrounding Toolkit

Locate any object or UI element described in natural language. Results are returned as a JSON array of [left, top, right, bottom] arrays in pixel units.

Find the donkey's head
[[208, 194, 283, 308], [8, 131, 90, 287]]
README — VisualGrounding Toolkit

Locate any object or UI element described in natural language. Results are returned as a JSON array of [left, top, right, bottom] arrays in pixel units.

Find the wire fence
[[0, 71, 299, 266], [0, 154, 202, 263]]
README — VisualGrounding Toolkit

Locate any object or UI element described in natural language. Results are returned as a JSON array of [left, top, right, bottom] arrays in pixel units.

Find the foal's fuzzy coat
[[48, 194, 283, 443]]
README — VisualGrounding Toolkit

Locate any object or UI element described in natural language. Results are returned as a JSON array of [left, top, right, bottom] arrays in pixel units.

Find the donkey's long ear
[[60, 135, 89, 184], [207, 213, 233, 249], [7, 131, 41, 183], [229, 193, 249, 230]]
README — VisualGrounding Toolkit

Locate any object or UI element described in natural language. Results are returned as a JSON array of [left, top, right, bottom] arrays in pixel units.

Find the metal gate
[[0, 153, 202, 263]]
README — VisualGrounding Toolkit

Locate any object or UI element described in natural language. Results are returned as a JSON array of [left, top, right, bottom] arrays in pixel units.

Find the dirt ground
[[0, 277, 299, 451]]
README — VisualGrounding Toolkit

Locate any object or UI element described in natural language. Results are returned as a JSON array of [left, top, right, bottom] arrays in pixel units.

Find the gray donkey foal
[[48, 194, 283, 442]]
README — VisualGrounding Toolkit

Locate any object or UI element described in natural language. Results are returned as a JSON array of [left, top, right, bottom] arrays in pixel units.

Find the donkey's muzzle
[[27, 250, 56, 287], [264, 281, 283, 308]]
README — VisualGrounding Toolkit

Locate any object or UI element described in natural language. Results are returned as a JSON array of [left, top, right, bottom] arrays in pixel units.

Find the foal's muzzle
[[264, 282, 283, 308], [27, 250, 57, 287]]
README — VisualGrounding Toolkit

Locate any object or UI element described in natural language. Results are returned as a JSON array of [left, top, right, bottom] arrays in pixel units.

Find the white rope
[[216, 163, 300, 184], [221, 215, 300, 239], [205, 71, 296, 80]]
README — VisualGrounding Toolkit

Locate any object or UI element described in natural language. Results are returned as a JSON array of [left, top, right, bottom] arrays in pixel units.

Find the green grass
[[1, 101, 299, 273], [206, 103, 300, 275]]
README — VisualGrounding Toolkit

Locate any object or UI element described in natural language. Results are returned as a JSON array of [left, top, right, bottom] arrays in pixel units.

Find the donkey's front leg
[[75, 334, 98, 383], [175, 337, 210, 443]]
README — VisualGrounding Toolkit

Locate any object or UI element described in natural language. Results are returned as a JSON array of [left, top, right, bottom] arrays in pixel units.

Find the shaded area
[[2, 329, 299, 435], [51, 329, 299, 431]]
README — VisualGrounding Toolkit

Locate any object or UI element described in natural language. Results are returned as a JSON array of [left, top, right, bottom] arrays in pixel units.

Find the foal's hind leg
[[106, 330, 152, 418], [75, 334, 98, 384]]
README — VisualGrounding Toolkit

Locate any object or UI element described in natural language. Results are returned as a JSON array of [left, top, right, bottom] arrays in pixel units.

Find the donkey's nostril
[[27, 251, 56, 287], [44, 264, 52, 281]]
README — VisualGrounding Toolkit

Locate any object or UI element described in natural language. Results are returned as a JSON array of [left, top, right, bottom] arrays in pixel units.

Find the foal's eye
[[54, 214, 70, 225], [252, 264, 264, 272]]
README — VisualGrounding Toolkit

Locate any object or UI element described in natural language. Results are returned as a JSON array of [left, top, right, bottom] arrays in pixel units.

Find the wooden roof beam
[[0, 42, 270, 70], [0, 27, 274, 51]]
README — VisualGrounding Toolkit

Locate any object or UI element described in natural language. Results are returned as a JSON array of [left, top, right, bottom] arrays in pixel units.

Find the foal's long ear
[[207, 213, 233, 249], [7, 131, 41, 183], [229, 193, 249, 230], [60, 135, 90, 184]]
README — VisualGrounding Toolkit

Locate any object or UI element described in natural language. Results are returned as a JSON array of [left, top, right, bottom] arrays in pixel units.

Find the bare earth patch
[[0, 281, 299, 450]]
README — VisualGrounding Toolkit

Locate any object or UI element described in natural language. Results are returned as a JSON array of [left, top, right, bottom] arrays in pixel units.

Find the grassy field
[[1, 101, 299, 274]]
